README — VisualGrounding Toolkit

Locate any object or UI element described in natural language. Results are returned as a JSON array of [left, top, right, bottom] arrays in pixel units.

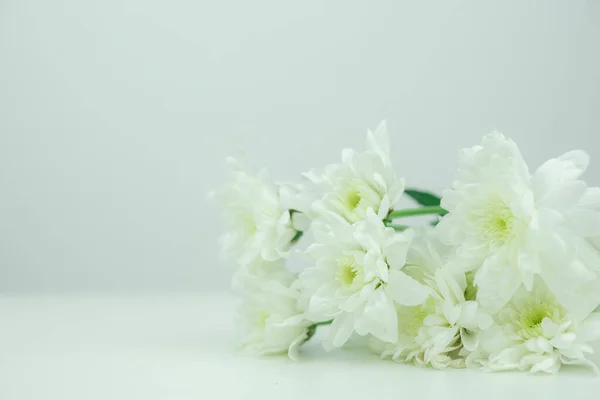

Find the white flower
[[213, 156, 300, 265], [468, 283, 600, 374], [232, 258, 295, 295], [373, 230, 492, 368], [279, 182, 314, 232], [234, 266, 312, 360], [437, 132, 600, 316], [304, 121, 404, 224], [300, 210, 431, 350]]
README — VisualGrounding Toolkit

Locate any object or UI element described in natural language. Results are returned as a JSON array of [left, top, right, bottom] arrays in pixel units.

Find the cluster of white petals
[[467, 282, 600, 373], [371, 230, 492, 368], [215, 122, 600, 374], [213, 157, 300, 266], [300, 210, 427, 349], [437, 132, 600, 316], [233, 259, 311, 361], [304, 121, 404, 224], [213, 157, 311, 358]]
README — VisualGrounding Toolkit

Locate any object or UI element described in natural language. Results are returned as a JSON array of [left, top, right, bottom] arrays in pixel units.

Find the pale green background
[[1, 0, 599, 292]]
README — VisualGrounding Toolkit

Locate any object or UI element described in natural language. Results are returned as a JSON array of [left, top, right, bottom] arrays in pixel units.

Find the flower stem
[[291, 230, 304, 244], [386, 223, 409, 231], [388, 206, 448, 219], [305, 320, 333, 342], [311, 320, 333, 328]]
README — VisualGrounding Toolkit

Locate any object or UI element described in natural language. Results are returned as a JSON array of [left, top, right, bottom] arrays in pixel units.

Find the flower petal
[[324, 313, 355, 350], [355, 288, 398, 343], [386, 269, 432, 306], [474, 256, 522, 313]]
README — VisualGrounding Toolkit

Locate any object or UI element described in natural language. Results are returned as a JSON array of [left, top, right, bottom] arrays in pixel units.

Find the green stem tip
[[311, 320, 333, 328], [388, 205, 448, 220], [386, 223, 409, 232], [305, 319, 333, 342]]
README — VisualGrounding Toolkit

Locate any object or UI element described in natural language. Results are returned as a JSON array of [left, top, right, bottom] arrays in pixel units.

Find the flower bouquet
[[213, 121, 600, 374]]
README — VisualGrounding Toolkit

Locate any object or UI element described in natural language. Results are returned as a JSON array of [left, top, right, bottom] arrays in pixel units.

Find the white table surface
[[1, 294, 599, 400]]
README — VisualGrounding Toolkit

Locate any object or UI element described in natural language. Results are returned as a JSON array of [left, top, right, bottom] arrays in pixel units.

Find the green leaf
[[404, 188, 442, 207]]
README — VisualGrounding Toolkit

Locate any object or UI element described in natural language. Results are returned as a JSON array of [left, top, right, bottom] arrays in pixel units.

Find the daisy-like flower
[[299, 209, 431, 349], [304, 121, 404, 224], [213, 156, 300, 265], [373, 231, 492, 368], [232, 258, 295, 295], [468, 282, 600, 373], [437, 132, 600, 316], [234, 266, 312, 361]]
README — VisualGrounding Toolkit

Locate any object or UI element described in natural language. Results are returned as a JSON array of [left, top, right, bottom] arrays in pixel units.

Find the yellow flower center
[[336, 256, 359, 286], [339, 264, 357, 285], [516, 304, 553, 340], [345, 190, 362, 211], [397, 299, 436, 337], [333, 179, 382, 223], [258, 311, 269, 329], [240, 213, 257, 236], [472, 198, 515, 248]]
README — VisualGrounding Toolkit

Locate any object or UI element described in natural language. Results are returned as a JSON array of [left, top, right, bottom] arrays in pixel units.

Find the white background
[[2, 294, 600, 399], [1, 0, 599, 293]]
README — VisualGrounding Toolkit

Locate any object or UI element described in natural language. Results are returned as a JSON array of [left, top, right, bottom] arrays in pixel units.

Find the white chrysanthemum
[[304, 121, 404, 224], [213, 157, 300, 265], [232, 258, 295, 295], [300, 210, 431, 349], [468, 283, 600, 374], [437, 132, 600, 316], [278, 181, 315, 232], [234, 266, 312, 361], [373, 231, 492, 369]]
